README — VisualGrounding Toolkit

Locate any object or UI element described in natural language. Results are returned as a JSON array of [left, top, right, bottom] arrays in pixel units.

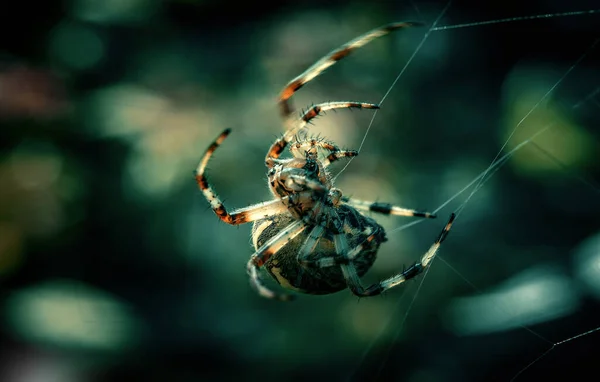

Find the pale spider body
[[256, 142, 387, 294], [195, 21, 455, 300]]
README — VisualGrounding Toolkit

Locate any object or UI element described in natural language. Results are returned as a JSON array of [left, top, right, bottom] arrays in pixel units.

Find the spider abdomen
[[251, 205, 387, 295]]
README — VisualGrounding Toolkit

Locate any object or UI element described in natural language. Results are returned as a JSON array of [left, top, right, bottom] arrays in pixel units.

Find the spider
[[195, 21, 456, 301]]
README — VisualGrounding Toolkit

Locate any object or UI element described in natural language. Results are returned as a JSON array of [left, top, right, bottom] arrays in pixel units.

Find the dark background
[[0, 0, 599, 381]]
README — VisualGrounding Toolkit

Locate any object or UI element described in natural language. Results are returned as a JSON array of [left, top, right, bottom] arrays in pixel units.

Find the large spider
[[196, 21, 456, 301]]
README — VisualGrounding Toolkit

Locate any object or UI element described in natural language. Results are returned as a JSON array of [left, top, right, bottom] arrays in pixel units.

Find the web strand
[[530, 142, 600, 195], [345, 3, 455, 380], [372, 266, 433, 381], [347, 4, 600, 377], [512, 325, 600, 380], [433, 9, 599, 31], [435, 256, 553, 343], [332, 1, 453, 182], [370, 86, 600, 379], [389, 123, 548, 234], [454, 37, 599, 221]]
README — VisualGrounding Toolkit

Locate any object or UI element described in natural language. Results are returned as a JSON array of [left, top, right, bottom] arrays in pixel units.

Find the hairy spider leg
[[278, 21, 424, 119], [292, 223, 327, 286], [341, 196, 437, 219], [329, 213, 455, 297], [265, 101, 378, 168], [321, 150, 359, 167], [196, 129, 291, 225], [300, 102, 379, 125], [277, 168, 329, 193], [296, 224, 326, 262]]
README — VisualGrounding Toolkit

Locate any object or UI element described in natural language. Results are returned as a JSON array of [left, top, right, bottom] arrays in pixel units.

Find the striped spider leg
[[277, 21, 424, 119], [265, 101, 379, 169], [341, 196, 437, 219], [308, 213, 456, 296], [195, 129, 289, 225], [195, 129, 332, 226]]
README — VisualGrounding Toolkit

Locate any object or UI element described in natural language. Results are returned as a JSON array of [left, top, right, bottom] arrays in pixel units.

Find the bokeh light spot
[[443, 266, 579, 336], [70, 0, 159, 24], [4, 279, 144, 352], [574, 232, 600, 301], [501, 64, 596, 177], [49, 22, 105, 70]]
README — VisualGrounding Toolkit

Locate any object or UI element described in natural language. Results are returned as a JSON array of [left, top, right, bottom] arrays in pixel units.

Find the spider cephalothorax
[[267, 139, 343, 220], [195, 21, 455, 300]]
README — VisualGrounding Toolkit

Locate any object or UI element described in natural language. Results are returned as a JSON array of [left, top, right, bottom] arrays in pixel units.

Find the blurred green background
[[0, 0, 599, 381]]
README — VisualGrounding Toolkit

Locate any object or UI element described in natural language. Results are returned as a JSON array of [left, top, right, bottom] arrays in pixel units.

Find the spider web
[[329, 2, 600, 381]]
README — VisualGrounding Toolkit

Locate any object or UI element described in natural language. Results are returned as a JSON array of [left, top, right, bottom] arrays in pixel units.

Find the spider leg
[[295, 200, 342, 266], [342, 196, 437, 219], [251, 219, 309, 266], [290, 136, 344, 154], [322, 150, 358, 167], [266, 101, 377, 168], [293, 224, 326, 286], [278, 21, 423, 119], [247, 219, 309, 301], [296, 224, 325, 263], [302, 229, 378, 269], [196, 129, 289, 224], [300, 101, 379, 125], [337, 213, 455, 297], [247, 261, 293, 301], [278, 169, 328, 193]]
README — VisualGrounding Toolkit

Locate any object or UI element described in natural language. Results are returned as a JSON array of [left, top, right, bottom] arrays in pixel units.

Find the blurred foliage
[[0, 0, 599, 381]]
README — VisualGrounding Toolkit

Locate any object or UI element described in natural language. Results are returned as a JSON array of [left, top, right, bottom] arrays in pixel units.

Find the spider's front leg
[[278, 21, 423, 119], [196, 129, 289, 225], [265, 101, 378, 168]]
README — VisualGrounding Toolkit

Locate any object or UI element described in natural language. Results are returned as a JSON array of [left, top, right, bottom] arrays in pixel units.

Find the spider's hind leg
[[330, 214, 456, 297]]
